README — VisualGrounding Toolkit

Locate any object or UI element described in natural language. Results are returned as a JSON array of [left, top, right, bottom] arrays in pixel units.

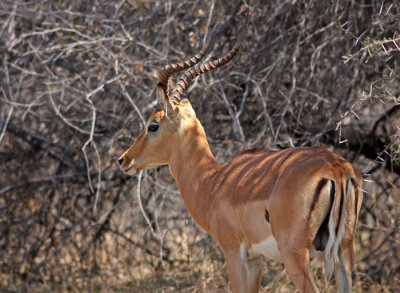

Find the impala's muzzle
[[118, 154, 137, 175]]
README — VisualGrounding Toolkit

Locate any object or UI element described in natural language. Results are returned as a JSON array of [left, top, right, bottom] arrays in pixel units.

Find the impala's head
[[118, 15, 248, 175], [118, 83, 189, 175]]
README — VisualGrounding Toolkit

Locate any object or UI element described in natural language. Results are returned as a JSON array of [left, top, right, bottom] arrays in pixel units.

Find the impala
[[118, 16, 363, 293]]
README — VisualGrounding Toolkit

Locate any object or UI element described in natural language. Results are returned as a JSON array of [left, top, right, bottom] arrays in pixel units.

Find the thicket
[[1, 0, 399, 292]]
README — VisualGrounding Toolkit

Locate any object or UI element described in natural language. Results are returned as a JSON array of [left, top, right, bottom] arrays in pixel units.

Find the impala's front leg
[[223, 248, 249, 293], [248, 255, 262, 293]]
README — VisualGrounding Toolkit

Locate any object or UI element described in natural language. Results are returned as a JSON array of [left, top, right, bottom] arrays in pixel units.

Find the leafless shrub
[[0, 0, 398, 291]]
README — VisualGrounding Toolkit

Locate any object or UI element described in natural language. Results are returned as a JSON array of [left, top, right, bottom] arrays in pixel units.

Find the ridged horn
[[157, 17, 220, 95], [170, 14, 249, 104]]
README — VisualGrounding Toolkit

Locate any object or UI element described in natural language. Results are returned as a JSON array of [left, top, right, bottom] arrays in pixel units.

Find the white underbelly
[[248, 237, 321, 262], [249, 236, 281, 262]]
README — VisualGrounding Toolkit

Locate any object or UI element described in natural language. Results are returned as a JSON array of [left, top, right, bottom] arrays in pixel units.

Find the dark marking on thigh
[[309, 178, 329, 220]]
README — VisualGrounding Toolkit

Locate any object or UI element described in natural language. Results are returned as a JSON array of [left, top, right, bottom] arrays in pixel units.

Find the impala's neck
[[168, 119, 222, 230]]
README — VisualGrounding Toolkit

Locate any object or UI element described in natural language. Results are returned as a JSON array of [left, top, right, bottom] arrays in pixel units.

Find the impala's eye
[[148, 123, 159, 133]]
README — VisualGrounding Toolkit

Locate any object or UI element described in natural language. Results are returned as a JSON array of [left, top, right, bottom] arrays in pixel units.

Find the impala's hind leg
[[334, 179, 359, 293], [280, 247, 319, 293], [334, 249, 352, 293], [334, 223, 356, 292]]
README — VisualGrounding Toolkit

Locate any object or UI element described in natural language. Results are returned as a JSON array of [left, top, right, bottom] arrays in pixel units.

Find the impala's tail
[[324, 178, 352, 279]]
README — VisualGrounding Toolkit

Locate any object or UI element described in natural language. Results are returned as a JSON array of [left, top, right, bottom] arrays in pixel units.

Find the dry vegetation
[[1, 0, 399, 292]]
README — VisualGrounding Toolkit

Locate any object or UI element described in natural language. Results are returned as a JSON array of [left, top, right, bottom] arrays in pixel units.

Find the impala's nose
[[118, 157, 124, 166]]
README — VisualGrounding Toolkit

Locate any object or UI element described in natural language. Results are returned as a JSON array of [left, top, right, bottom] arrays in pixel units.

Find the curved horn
[[170, 14, 249, 103], [158, 17, 220, 94]]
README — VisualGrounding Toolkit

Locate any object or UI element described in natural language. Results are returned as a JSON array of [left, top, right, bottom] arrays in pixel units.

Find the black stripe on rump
[[335, 181, 345, 235], [351, 178, 359, 218], [312, 179, 335, 251], [351, 178, 359, 232], [308, 178, 329, 220]]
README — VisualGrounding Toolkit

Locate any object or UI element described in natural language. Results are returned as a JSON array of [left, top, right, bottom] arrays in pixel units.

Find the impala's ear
[[156, 83, 176, 118]]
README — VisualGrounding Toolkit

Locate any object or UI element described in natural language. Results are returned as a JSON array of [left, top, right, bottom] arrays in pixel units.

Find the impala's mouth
[[122, 164, 137, 175], [125, 166, 137, 175]]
